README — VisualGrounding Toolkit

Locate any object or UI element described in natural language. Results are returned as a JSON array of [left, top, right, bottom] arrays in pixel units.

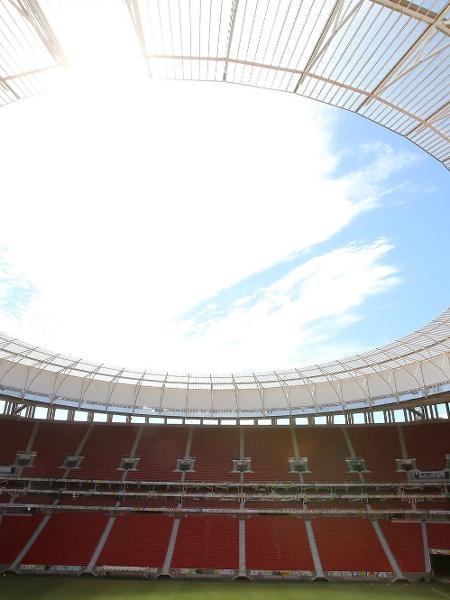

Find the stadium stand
[[347, 426, 406, 482], [187, 428, 240, 482], [244, 428, 299, 482], [172, 515, 239, 570], [427, 523, 450, 550], [0, 417, 449, 581], [312, 518, 392, 572], [403, 423, 450, 471], [0, 419, 35, 465], [126, 426, 187, 482], [296, 428, 358, 483], [21, 513, 107, 567], [246, 516, 314, 572], [0, 515, 44, 566], [379, 521, 425, 573], [98, 514, 174, 568], [75, 425, 136, 480], [25, 422, 88, 478]]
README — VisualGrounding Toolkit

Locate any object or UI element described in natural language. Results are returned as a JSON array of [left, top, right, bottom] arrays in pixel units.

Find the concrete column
[[162, 518, 180, 574], [86, 516, 116, 573], [11, 514, 51, 571], [305, 520, 324, 579], [421, 521, 432, 574], [371, 520, 404, 581], [238, 518, 246, 576]]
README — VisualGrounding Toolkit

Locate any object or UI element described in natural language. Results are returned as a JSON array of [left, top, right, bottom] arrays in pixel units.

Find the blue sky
[[326, 108, 449, 346], [0, 81, 448, 373]]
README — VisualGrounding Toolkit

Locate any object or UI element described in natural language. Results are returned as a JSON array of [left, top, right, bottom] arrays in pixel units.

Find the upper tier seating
[[0, 419, 34, 466], [297, 428, 358, 483], [187, 428, 240, 482], [126, 426, 187, 482], [403, 422, 449, 471], [26, 422, 88, 478], [75, 424, 137, 480], [1, 418, 448, 485], [244, 428, 299, 482], [348, 426, 405, 483]]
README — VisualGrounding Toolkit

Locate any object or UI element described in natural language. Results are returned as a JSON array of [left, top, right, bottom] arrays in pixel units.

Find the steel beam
[[125, 0, 152, 78], [357, 1, 450, 112], [7, 0, 67, 66], [369, 0, 450, 34]]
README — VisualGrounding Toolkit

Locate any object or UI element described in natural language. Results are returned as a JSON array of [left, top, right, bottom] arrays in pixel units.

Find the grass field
[[0, 576, 449, 600]]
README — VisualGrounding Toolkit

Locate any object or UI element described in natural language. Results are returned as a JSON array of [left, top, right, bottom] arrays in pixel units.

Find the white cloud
[[0, 81, 412, 372], [173, 239, 400, 372]]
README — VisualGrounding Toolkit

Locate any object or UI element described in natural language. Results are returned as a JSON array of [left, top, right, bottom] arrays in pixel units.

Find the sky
[[0, 77, 448, 374]]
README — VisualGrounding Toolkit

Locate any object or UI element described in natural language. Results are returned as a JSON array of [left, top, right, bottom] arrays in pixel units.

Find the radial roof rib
[[125, 0, 152, 77], [0, 0, 65, 106]]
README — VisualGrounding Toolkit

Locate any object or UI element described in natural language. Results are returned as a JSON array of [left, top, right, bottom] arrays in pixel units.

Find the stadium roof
[[1, 0, 449, 167], [0, 0, 448, 417], [0, 308, 449, 417]]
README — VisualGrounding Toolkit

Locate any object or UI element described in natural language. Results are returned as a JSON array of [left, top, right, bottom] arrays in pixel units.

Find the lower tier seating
[[172, 515, 239, 570], [1, 512, 448, 576], [312, 518, 392, 572], [98, 514, 174, 568], [21, 513, 107, 566], [0, 515, 43, 565], [246, 516, 314, 571], [379, 521, 425, 572], [427, 523, 450, 550]]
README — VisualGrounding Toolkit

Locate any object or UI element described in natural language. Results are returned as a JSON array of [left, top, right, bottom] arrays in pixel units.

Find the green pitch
[[0, 576, 449, 600]]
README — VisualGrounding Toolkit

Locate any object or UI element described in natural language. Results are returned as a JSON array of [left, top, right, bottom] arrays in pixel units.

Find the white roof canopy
[[0, 309, 449, 416]]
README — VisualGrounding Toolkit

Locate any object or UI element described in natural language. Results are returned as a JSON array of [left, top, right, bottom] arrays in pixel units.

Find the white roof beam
[[7, 0, 67, 66], [369, 0, 450, 34], [125, 0, 152, 78], [357, 1, 450, 112], [223, 0, 240, 82]]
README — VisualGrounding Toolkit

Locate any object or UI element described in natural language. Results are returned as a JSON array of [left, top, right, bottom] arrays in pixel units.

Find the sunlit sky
[[0, 76, 448, 373]]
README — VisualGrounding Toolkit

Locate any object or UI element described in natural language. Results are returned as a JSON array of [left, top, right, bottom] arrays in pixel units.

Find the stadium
[[0, 1, 449, 599]]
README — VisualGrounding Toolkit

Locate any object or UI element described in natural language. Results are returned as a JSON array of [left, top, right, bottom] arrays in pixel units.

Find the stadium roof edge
[[0, 308, 448, 416]]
